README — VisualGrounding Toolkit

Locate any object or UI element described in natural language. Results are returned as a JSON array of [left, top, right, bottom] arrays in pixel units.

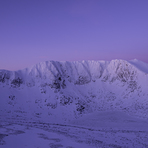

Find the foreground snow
[[0, 111, 148, 148]]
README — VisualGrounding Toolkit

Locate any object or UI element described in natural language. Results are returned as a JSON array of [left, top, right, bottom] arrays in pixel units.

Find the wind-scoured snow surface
[[0, 59, 148, 148]]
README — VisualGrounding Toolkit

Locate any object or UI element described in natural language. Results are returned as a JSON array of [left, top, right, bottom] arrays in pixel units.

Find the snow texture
[[0, 59, 148, 148]]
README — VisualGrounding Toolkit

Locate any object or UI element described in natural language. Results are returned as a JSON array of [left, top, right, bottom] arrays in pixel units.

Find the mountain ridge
[[0, 59, 148, 84], [0, 59, 148, 122]]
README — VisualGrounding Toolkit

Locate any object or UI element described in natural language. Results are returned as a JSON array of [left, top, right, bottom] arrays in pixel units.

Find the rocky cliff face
[[0, 59, 148, 121]]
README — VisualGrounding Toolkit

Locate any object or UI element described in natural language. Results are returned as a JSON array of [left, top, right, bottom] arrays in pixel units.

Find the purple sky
[[0, 0, 148, 70]]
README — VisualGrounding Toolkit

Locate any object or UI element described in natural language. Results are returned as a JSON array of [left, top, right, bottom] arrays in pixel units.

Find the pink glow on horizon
[[0, 0, 148, 70]]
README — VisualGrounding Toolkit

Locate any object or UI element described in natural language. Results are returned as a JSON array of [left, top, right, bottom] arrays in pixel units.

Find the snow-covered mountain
[[0, 59, 148, 122]]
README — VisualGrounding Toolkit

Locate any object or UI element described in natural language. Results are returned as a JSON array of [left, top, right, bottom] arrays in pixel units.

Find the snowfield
[[0, 59, 148, 148]]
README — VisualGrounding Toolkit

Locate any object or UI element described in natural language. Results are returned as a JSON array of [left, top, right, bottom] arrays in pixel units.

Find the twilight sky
[[0, 0, 148, 70]]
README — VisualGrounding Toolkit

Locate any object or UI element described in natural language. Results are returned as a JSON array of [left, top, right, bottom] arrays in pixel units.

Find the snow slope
[[0, 59, 148, 147], [0, 59, 148, 121], [1, 112, 148, 148], [129, 59, 148, 74]]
